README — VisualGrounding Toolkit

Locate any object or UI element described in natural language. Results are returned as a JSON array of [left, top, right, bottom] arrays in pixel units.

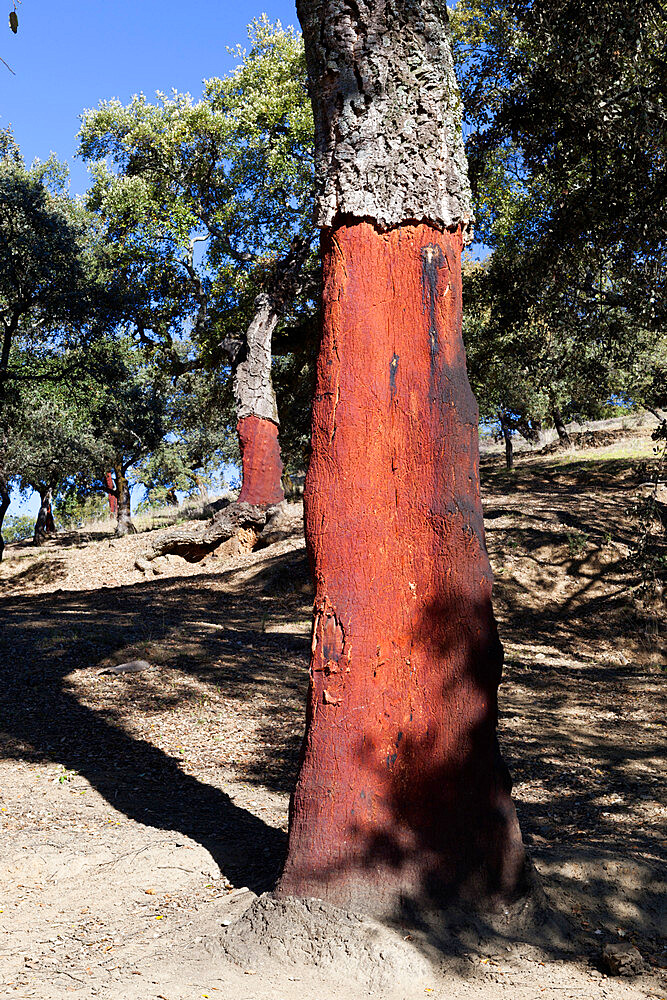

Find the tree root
[[136, 501, 271, 565]]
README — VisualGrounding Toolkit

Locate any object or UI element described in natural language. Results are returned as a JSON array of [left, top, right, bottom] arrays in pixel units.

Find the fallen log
[[137, 501, 269, 565]]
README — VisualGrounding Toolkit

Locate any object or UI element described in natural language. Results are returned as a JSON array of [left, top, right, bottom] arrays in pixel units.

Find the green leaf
[[9, 9, 18, 33]]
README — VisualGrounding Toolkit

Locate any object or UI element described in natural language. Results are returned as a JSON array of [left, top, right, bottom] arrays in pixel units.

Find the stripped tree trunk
[[233, 293, 285, 508], [232, 241, 312, 507], [104, 473, 118, 516], [114, 466, 136, 537], [277, 0, 528, 918]]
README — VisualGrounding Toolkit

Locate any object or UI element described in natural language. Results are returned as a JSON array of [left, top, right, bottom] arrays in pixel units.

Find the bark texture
[[277, 222, 527, 916], [296, 0, 472, 233], [139, 501, 268, 564], [234, 294, 280, 426], [237, 416, 285, 507]]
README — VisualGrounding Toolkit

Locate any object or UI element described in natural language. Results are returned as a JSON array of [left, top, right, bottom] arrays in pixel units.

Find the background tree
[[135, 363, 238, 506], [451, 0, 666, 442], [78, 18, 317, 507], [81, 341, 171, 536], [0, 129, 111, 408], [0, 131, 115, 554]]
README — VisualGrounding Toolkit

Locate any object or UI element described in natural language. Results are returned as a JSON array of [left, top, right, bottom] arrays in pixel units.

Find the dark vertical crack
[[389, 352, 399, 401], [420, 244, 446, 363]]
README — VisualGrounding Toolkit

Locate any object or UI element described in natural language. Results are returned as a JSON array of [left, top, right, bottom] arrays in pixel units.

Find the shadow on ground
[[0, 549, 312, 893], [0, 460, 664, 965]]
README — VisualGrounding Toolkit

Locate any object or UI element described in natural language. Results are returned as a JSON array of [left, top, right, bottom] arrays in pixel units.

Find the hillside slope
[[0, 442, 664, 999]]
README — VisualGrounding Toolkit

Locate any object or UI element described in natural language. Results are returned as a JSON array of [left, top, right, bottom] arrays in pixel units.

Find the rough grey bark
[[138, 501, 269, 564], [296, 0, 473, 233], [234, 294, 280, 424], [232, 239, 313, 425]]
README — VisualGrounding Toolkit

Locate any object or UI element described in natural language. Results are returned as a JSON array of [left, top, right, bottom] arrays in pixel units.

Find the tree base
[[218, 878, 567, 993], [237, 415, 285, 507]]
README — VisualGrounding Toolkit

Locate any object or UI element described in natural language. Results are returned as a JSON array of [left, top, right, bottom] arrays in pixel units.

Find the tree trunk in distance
[[277, 0, 529, 920], [277, 221, 527, 916], [517, 416, 541, 445], [114, 467, 136, 536], [552, 407, 572, 446], [501, 417, 514, 470], [234, 293, 285, 507], [0, 478, 9, 562], [104, 472, 118, 516], [34, 488, 55, 544]]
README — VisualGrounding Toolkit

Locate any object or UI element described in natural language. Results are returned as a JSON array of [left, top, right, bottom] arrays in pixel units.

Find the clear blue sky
[[3, 0, 300, 197], [4, 0, 298, 516]]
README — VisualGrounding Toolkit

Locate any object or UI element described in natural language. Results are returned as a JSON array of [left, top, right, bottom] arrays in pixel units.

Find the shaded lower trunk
[[552, 407, 571, 446], [114, 468, 136, 536], [277, 221, 527, 918], [233, 294, 285, 507], [104, 473, 118, 516], [0, 480, 10, 562]]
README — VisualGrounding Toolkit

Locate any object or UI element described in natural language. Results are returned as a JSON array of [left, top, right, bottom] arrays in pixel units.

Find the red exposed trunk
[[277, 221, 526, 916], [237, 415, 285, 507], [104, 473, 118, 515]]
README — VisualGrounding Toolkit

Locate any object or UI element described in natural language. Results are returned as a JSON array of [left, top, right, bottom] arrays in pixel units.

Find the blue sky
[[3, 1, 300, 196], [3, 0, 298, 516]]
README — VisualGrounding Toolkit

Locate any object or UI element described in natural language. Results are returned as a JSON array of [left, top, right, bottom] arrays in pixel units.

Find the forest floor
[[0, 433, 665, 999]]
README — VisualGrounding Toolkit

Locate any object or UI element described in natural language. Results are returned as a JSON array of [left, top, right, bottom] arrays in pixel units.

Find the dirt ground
[[0, 441, 665, 999]]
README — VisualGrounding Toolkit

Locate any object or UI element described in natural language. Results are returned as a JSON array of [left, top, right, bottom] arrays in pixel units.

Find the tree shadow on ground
[[0, 549, 313, 893], [0, 522, 663, 966]]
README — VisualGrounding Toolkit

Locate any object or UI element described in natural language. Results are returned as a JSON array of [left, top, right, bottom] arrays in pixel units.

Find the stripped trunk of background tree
[[233, 293, 285, 507], [104, 472, 118, 516], [277, 0, 528, 918], [232, 239, 311, 507]]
